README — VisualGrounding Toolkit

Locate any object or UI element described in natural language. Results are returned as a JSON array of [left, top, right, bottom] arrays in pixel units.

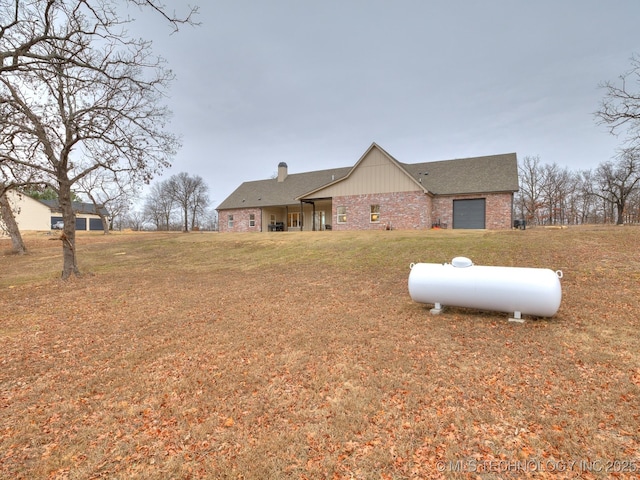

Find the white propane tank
[[408, 257, 563, 320]]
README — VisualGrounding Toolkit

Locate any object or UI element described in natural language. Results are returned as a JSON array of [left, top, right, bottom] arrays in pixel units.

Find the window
[[227, 214, 234, 228], [287, 212, 300, 228], [370, 204, 380, 223], [337, 206, 347, 224], [249, 213, 255, 227], [270, 214, 276, 225]]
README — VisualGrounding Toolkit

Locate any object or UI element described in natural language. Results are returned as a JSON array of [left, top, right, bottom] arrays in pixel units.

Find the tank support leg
[[509, 311, 524, 323], [430, 303, 444, 315]]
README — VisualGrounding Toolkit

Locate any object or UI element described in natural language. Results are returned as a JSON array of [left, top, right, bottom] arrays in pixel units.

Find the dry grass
[[1, 226, 639, 479]]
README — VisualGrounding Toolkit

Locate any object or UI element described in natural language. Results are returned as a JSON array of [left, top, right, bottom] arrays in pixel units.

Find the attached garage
[[453, 198, 486, 229]]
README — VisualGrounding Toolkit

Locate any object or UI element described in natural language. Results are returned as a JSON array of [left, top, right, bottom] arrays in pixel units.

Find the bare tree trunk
[[58, 180, 81, 279], [190, 208, 197, 230], [85, 190, 111, 234], [99, 213, 111, 234], [0, 192, 27, 254], [616, 203, 625, 225]]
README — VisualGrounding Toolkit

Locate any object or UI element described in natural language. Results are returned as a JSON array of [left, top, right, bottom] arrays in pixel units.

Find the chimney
[[277, 162, 288, 182]]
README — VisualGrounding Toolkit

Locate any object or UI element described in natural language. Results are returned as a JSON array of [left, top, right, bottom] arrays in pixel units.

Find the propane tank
[[408, 257, 562, 321]]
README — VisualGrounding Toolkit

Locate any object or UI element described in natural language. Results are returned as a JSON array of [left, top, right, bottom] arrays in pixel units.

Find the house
[[216, 143, 519, 232], [5, 190, 110, 231]]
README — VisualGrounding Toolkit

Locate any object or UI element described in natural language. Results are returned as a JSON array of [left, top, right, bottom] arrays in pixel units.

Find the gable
[[303, 144, 423, 198]]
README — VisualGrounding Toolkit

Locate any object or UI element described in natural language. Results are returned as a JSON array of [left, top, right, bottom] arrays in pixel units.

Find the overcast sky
[[132, 1, 640, 207]]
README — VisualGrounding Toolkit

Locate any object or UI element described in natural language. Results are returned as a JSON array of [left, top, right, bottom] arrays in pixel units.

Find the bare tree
[[189, 184, 210, 230], [76, 170, 140, 234], [165, 172, 209, 232], [200, 207, 218, 231], [627, 187, 640, 223], [539, 163, 573, 225], [122, 208, 147, 231], [0, 189, 26, 254], [143, 180, 176, 230], [0, 1, 193, 278], [0, 1, 197, 75], [516, 157, 605, 226], [0, 163, 44, 249], [561, 171, 581, 225], [516, 155, 545, 225], [573, 170, 599, 224], [591, 149, 640, 225], [596, 54, 640, 146]]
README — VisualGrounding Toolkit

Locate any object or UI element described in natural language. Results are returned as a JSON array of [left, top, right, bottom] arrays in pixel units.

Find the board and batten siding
[[310, 147, 422, 197]]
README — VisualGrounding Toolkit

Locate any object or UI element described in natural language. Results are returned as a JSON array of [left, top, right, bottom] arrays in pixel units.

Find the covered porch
[[261, 198, 333, 232]]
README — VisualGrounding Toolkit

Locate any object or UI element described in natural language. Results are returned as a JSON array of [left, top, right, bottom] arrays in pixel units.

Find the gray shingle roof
[[217, 166, 352, 210], [217, 148, 518, 210], [39, 199, 110, 216], [402, 153, 519, 195]]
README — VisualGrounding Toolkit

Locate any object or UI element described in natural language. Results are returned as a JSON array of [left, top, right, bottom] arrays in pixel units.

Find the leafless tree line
[[514, 150, 640, 226], [116, 172, 216, 232], [516, 53, 640, 227]]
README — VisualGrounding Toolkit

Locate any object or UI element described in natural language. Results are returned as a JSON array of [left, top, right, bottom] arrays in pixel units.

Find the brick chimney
[[277, 162, 288, 182]]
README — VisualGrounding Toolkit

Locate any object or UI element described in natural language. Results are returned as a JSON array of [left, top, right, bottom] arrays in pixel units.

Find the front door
[[314, 211, 326, 231]]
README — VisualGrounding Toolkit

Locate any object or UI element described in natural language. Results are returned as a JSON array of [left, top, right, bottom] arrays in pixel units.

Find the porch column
[[299, 201, 303, 231], [312, 201, 316, 231]]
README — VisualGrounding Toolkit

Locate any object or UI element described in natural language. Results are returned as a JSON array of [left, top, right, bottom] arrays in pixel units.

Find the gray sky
[[133, 1, 640, 207]]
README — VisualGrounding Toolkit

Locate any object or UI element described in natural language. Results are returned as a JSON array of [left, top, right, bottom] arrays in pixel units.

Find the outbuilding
[[5, 190, 110, 232]]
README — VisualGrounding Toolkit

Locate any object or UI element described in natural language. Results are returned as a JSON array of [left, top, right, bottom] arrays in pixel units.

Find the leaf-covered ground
[[1, 227, 639, 479]]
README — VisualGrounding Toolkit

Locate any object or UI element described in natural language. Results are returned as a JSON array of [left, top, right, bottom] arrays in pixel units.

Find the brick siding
[[218, 208, 262, 233], [220, 192, 513, 232], [485, 193, 514, 229], [331, 192, 432, 231], [432, 193, 514, 229]]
